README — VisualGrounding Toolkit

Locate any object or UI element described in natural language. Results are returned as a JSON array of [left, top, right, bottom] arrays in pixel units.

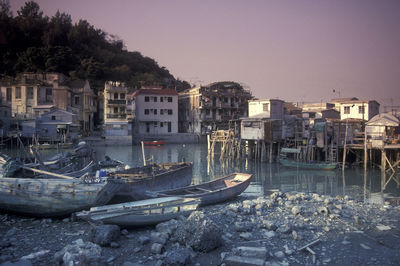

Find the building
[[103, 81, 131, 136], [248, 99, 284, 119], [366, 113, 400, 148], [338, 100, 380, 121], [331, 97, 359, 112], [0, 95, 11, 137], [0, 73, 96, 134], [178, 81, 253, 134], [302, 102, 335, 112], [131, 88, 179, 135]]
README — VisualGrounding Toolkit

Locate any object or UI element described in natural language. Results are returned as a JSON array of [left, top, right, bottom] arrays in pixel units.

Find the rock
[[274, 251, 285, 259], [110, 241, 120, 248], [223, 255, 265, 266], [237, 246, 268, 259], [163, 247, 191, 265], [5, 227, 17, 238], [283, 245, 293, 255], [376, 225, 391, 231], [277, 224, 291, 234], [239, 232, 253, 240], [121, 229, 129, 236], [151, 232, 169, 245], [54, 239, 102, 266], [151, 243, 163, 254], [133, 247, 141, 253], [174, 211, 222, 252], [0, 260, 32, 266], [89, 224, 120, 246], [228, 203, 241, 213], [138, 235, 150, 245], [234, 222, 253, 232], [318, 206, 329, 216], [156, 219, 179, 236], [261, 220, 277, 231], [360, 243, 371, 250], [62, 218, 69, 222], [263, 230, 276, 239], [292, 230, 301, 240], [20, 250, 50, 260], [291, 206, 302, 216]]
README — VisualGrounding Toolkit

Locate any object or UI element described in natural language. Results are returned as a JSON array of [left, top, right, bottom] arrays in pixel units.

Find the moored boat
[[148, 172, 253, 206], [109, 162, 193, 201], [279, 158, 338, 170], [76, 196, 200, 227], [143, 140, 166, 146]]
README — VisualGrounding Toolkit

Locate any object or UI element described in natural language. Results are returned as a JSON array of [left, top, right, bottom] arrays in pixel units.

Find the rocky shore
[[1, 191, 399, 266]]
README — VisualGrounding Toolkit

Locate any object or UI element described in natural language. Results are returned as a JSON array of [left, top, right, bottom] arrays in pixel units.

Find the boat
[[147, 173, 253, 206], [109, 162, 193, 201], [98, 156, 124, 168], [143, 140, 166, 146], [32, 142, 74, 150], [279, 159, 338, 170], [279, 147, 338, 170], [76, 196, 200, 227], [0, 174, 124, 217]]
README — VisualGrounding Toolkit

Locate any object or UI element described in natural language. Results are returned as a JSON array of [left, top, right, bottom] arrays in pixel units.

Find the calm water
[[3, 143, 400, 205]]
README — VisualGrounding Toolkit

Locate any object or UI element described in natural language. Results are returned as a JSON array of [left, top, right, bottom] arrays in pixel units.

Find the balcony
[[107, 99, 126, 105], [106, 113, 126, 119]]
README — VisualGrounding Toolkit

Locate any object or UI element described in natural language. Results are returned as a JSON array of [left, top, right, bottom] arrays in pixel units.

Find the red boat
[[143, 140, 166, 146]]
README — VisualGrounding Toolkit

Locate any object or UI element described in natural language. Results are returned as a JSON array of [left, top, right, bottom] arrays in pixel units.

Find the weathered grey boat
[[76, 196, 200, 227], [148, 173, 253, 206], [0, 176, 123, 217], [109, 162, 193, 201]]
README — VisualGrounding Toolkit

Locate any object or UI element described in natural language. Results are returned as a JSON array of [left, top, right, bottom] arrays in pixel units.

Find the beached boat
[[143, 140, 166, 146], [109, 162, 193, 201], [279, 159, 337, 170], [76, 197, 200, 227], [0, 175, 123, 217], [147, 173, 253, 206]]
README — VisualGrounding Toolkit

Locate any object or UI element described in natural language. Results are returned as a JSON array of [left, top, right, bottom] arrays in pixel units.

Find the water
[[3, 143, 400, 204]]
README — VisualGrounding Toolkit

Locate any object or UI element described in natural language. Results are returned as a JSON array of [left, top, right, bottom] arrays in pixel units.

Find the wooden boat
[[279, 159, 338, 170], [143, 140, 166, 146], [33, 142, 74, 150], [0, 175, 124, 217], [76, 196, 200, 227], [109, 162, 193, 201], [147, 173, 253, 206]]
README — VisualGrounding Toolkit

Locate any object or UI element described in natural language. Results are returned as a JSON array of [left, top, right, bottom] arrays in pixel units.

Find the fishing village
[[1, 1, 400, 266]]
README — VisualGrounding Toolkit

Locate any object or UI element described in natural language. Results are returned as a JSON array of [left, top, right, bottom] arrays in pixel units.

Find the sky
[[10, 0, 400, 108]]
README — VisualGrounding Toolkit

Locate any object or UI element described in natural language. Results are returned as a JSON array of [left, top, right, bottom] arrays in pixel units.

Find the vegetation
[[0, 0, 190, 91]]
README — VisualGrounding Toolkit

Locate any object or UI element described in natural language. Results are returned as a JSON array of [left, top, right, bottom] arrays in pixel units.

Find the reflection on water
[[3, 143, 399, 204]]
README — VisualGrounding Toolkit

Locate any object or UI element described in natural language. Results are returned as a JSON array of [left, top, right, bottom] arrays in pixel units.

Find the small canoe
[[148, 173, 253, 206], [143, 140, 165, 146], [280, 159, 338, 170], [76, 196, 200, 227]]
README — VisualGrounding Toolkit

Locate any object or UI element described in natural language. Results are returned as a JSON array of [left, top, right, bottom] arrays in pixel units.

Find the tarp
[[314, 122, 326, 132]]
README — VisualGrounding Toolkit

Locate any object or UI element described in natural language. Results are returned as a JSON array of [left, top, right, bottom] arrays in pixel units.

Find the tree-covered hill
[[0, 0, 190, 92]]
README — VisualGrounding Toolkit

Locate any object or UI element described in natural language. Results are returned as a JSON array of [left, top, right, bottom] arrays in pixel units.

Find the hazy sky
[[10, 0, 400, 107]]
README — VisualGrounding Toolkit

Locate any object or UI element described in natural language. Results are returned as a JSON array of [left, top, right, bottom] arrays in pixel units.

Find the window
[[145, 96, 149, 102], [74, 96, 80, 105], [16, 87, 21, 99], [160, 122, 164, 127], [168, 109, 173, 115], [168, 97, 172, 102], [120, 107, 125, 113], [160, 97, 164, 102], [358, 106, 365, 114], [154, 97, 157, 102], [46, 88, 52, 96], [168, 122, 171, 132], [154, 109, 157, 115], [51, 116, 56, 120], [114, 93, 118, 99], [144, 109, 149, 115], [146, 122, 150, 133], [27, 87, 34, 99], [114, 107, 118, 113], [344, 106, 350, 114], [120, 93, 125, 99], [263, 103, 269, 111], [160, 109, 164, 115], [6, 88, 11, 101]]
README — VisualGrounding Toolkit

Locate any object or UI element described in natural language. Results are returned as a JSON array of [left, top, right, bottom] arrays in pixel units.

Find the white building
[[339, 100, 380, 121], [132, 88, 178, 134], [248, 99, 284, 119]]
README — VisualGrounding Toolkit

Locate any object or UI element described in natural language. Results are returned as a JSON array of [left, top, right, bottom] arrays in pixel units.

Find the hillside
[[0, 0, 190, 92]]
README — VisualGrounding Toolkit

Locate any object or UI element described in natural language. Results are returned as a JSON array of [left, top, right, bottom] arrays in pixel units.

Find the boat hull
[[111, 162, 193, 201], [153, 173, 253, 206], [0, 177, 121, 217], [280, 159, 337, 170]]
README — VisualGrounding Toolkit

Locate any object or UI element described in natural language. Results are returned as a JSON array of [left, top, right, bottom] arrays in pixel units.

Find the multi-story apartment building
[[0, 73, 96, 133], [132, 88, 178, 134], [103, 81, 131, 136], [178, 81, 253, 134], [338, 99, 380, 121]]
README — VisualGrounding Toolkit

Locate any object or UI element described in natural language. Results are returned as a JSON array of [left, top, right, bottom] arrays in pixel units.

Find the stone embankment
[[1, 191, 399, 265]]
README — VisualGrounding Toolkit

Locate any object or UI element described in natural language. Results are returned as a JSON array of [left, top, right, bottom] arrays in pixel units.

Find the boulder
[[54, 239, 103, 266], [163, 247, 191, 265], [89, 224, 120, 247], [156, 219, 179, 236], [174, 211, 222, 252]]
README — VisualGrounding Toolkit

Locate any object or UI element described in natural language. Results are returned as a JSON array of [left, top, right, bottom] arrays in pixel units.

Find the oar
[[22, 166, 75, 180]]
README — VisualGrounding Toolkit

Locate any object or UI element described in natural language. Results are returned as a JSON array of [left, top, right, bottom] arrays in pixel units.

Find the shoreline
[[1, 191, 399, 265]]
